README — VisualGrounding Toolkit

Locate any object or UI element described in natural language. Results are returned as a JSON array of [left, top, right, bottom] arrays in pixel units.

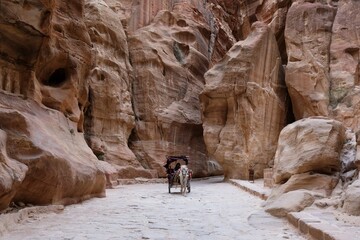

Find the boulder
[[201, 22, 287, 179], [342, 179, 360, 216], [267, 173, 339, 204], [273, 117, 345, 183], [265, 190, 315, 217]]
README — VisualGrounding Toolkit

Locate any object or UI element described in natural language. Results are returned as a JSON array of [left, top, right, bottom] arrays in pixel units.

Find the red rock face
[[329, 0, 360, 131], [285, 2, 336, 119], [83, 1, 137, 167], [1, 0, 360, 215], [201, 22, 287, 179], [0, 93, 106, 208], [284, 0, 360, 131], [0, 0, 105, 210], [127, 5, 219, 177]]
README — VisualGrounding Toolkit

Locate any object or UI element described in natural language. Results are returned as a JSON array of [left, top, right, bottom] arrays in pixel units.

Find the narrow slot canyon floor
[[1, 177, 306, 240]]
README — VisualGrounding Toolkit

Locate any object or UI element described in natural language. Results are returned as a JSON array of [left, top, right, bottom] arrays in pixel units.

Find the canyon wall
[[0, 0, 106, 210], [201, 22, 286, 179], [1, 0, 360, 214]]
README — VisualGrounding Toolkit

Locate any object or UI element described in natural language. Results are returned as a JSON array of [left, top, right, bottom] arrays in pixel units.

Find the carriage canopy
[[163, 155, 189, 169]]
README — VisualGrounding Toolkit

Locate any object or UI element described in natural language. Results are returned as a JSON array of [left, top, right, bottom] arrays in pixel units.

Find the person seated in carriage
[[166, 162, 181, 182], [164, 156, 189, 182], [174, 163, 181, 172]]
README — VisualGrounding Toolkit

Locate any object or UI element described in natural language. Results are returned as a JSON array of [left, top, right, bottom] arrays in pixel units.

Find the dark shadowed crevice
[[277, 29, 288, 65], [286, 93, 296, 125], [83, 88, 95, 153], [43, 68, 67, 87]]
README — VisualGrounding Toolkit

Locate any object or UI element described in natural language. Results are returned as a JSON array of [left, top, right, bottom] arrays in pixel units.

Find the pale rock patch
[[342, 179, 360, 216], [273, 117, 345, 184], [265, 190, 315, 217]]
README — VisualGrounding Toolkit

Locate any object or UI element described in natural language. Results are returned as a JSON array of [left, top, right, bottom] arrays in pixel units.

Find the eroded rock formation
[[330, 0, 360, 131], [2, 0, 360, 218], [0, 0, 106, 210], [83, 0, 153, 178], [273, 117, 345, 183], [285, 1, 336, 119], [126, 2, 226, 177], [201, 22, 287, 179], [265, 118, 343, 216], [284, 0, 360, 131], [0, 94, 106, 208]]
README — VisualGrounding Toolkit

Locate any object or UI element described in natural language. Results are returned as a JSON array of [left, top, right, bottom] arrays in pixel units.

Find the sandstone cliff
[[201, 22, 286, 179], [1, 0, 360, 217]]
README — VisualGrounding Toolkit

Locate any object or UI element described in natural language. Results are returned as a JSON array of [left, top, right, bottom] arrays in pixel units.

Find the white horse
[[178, 165, 189, 196]]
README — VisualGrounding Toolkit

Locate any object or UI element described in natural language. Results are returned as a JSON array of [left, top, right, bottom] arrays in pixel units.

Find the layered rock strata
[[127, 2, 228, 177], [0, 0, 106, 210], [0, 93, 106, 209], [285, 1, 336, 119], [83, 1, 142, 173], [201, 22, 287, 179]]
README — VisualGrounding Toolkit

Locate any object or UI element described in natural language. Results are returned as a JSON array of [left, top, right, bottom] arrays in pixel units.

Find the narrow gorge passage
[[2, 177, 305, 240]]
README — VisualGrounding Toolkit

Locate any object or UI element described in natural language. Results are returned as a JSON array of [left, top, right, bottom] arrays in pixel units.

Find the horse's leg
[[180, 175, 185, 195], [183, 177, 187, 196], [181, 175, 186, 196]]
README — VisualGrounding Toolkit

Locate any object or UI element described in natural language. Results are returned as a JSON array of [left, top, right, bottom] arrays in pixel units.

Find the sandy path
[[1, 177, 305, 240]]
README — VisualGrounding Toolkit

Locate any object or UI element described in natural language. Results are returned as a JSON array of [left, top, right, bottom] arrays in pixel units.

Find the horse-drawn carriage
[[164, 155, 192, 195]]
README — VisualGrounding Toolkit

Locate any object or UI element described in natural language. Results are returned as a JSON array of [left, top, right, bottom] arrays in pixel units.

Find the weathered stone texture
[[285, 2, 336, 119], [201, 22, 287, 179], [3, 0, 360, 219], [329, 0, 360, 132], [268, 173, 339, 203], [273, 117, 345, 184], [265, 190, 315, 217], [284, 0, 360, 132], [343, 179, 360, 216], [0, 94, 106, 208], [127, 5, 220, 177], [0, 0, 106, 210], [0, 130, 28, 210], [83, 0, 138, 169]]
